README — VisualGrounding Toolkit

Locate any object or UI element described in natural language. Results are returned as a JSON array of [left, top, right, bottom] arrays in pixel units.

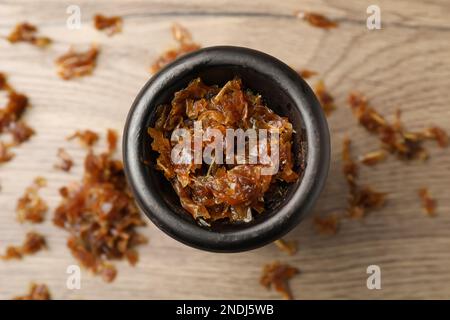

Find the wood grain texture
[[1, 0, 450, 299]]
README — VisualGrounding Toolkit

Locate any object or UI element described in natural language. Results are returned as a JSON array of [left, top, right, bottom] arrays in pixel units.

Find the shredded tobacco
[[53, 130, 147, 282], [0, 72, 34, 163], [0, 141, 14, 163], [55, 45, 99, 80], [54, 148, 74, 172], [347, 186, 387, 219], [0, 91, 30, 135], [7, 22, 52, 48], [348, 92, 448, 161], [297, 69, 318, 79], [68, 129, 99, 147], [1, 231, 47, 260], [16, 177, 48, 223], [34, 176, 47, 187], [274, 239, 297, 256], [314, 213, 340, 235], [418, 187, 436, 217], [150, 23, 201, 74], [106, 128, 118, 154], [13, 283, 51, 300], [422, 126, 449, 148], [294, 11, 338, 29], [343, 137, 386, 219], [9, 121, 35, 145], [314, 80, 336, 116], [0, 72, 8, 90], [359, 150, 386, 166], [260, 261, 299, 300], [148, 77, 302, 224], [93, 14, 123, 36]]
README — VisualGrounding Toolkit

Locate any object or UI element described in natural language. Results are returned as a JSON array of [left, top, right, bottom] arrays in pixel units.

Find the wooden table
[[1, 0, 449, 300]]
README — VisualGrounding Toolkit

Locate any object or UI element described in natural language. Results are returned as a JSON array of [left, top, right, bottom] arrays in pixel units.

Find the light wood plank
[[0, 0, 449, 299]]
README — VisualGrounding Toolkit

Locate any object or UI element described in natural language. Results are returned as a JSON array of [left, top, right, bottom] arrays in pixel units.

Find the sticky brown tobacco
[[68, 129, 99, 147], [348, 92, 448, 161], [0, 91, 29, 133], [93, 14, 123, 36], [0, 141, 14, 163], [1, 231, 47, 260], [7, 22, 52, 48], [297, 69, 317, 79], [314, 214, 340, 235], [13, 283, 51, 300], [295, 11, 338, 29], [260, 261, 299, 300], [9, 121, 35, 145], [55, 45, 99, 80], [359, 150, 386, 166], [0, 72, 34, 163], [418, 187, 436, 217], [274, 239, 297, 256], [53, 130, 147, 282], [422, 126, 449, 148], [54, 148, 74, 172], [314, 80, 336, 116], [0, 72, 8, 90], [106, 128, 118, 153], [150, 23, 201, 74], [343, 137, 386, 219], [148, 77, 301, 223], [16, 177, 48, 223]]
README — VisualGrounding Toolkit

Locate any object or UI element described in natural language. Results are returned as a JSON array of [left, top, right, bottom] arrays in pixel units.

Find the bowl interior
[[142, 65, 307, 232]]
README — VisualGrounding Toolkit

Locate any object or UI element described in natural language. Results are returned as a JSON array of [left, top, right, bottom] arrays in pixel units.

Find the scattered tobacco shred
[[0, 72, 34, 162], [347, 186, 387, 219], [34, 176, 47, 187], [150, 23, 201, 74], [106, 128, 118, 154], [343, 137, 386, 219], [100, 263, 118, 282], [342, 137, 358, 192], [53, 130, 147, 282], [422, 126, 449, 148], [93, 14, 123, 36], [8, 121, 35, 145], [54, 148, 74, 172], [7, 22, 52, 48], [1, 231, 47, 260], [16, 177, 48, 223], [260, 261, 299, 300], [294, 11, 338, 29], [274, 239, 297, 256], [314, 213, 340, 235], [1, 91, 29, 133], [348, 92, 448, 161], [0, 141, 14, 163], [55, 45, 99, 80], [418, 187, 436, 217], [348, 93, 386, 133], [13, 283, 51, 300], [359, 150, 386, 166], [297, 69, 317, 79], [314, 80, 336, 116], [148, 77, 301, 224], [67, 129, 99, 147], [20, 231, 47, 254], [0, 72, 8, 90], [1, 246, 22, 260]]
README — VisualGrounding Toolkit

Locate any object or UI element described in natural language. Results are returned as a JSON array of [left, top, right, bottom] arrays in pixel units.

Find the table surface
[[1, 0, 449, 300]]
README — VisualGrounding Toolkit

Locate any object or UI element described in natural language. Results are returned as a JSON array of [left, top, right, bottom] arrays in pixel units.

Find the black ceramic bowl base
[[123, 46, 330, 252]]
